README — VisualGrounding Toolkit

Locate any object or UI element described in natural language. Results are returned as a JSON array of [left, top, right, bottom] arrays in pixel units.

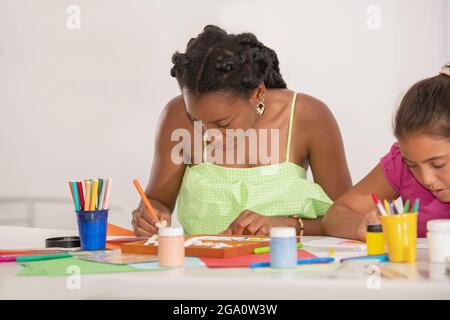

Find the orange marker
[[84, 180, 92, 211], [68, 181, 75, 204], [132, 179, 160, 223]]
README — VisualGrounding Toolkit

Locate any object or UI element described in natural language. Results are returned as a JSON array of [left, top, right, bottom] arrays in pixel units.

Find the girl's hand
[[356, 209, 381, 241], [131, 201, 172, 237], [221, 210, 294, 236]]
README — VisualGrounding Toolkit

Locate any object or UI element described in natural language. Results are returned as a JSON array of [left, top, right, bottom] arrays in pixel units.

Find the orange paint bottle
[[158, 227, 185, 267]]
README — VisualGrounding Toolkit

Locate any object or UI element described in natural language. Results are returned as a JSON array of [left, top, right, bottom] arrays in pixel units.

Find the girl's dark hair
[[170, 25, 287, 98], [394, 74, 450, 139]]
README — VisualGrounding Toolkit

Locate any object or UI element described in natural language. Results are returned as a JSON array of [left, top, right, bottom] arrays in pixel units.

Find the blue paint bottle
[[270, 227, 297, 269]]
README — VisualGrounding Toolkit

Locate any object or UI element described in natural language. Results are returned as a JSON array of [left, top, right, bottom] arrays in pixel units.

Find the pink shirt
[[380, 143, 450, 237]]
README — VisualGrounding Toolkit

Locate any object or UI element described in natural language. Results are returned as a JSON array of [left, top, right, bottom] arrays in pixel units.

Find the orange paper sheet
[[107, 223, 135, 236], [106, 224, 138, 249]]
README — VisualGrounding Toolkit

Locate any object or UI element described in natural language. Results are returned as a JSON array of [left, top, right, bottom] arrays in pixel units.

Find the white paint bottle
[[427, 219, 450, 263]]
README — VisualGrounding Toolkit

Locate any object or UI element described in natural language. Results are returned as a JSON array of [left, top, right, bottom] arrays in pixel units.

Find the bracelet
[[290, 215, 304, 237]]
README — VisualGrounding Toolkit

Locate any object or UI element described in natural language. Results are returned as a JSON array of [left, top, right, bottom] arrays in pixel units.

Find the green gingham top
[[176, 93, 332, 235]]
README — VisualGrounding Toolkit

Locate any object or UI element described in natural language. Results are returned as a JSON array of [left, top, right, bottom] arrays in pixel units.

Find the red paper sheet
[[200, 249, 316, 268]]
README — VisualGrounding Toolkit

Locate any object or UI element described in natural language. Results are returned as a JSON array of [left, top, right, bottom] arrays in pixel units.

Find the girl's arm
[[321, 164, 399, 240]]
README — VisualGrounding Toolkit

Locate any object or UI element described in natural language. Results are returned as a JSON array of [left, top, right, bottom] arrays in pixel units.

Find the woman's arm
[[144, 96, 190, 211], [132, 96, 191, 236], [299, 94, 353, 200], [321, 164, 399, 240]]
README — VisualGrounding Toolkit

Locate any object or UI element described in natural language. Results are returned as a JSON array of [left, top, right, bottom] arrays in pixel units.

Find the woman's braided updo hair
[[170, 25, 287, 98]]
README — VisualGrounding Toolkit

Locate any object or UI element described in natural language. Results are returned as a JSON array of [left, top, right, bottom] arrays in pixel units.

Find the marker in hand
[[132, 179, 167, 229]]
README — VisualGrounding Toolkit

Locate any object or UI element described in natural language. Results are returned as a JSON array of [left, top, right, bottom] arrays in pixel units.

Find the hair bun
[[241, 75, 256, 88], [172, 53, 190, 67], [214, 56, 234, 73], [237, 33, 258, 48]]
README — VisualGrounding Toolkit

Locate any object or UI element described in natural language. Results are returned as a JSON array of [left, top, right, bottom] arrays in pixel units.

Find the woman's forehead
[[183, 91, 245, 121]]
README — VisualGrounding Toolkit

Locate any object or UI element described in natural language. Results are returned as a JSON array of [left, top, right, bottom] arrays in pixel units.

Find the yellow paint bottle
[[366, 224, 385, 255]]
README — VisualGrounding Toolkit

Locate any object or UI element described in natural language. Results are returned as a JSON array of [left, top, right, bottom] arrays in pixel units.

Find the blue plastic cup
[[75, 209, 108, 250]]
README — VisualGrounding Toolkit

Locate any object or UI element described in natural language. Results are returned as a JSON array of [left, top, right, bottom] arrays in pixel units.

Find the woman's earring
[[255, 100, 265, 117]]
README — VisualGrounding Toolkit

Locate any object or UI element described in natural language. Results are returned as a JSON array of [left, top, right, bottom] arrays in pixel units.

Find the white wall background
[[0, 0, 448, 230]]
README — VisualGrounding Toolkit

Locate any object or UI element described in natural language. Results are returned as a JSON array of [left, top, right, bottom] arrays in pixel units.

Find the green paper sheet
[[17, 257, 144, 277]]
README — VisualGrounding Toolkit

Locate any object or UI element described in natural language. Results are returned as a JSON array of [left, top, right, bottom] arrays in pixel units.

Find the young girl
[[132, 25, 352, 236], [322, 63, 450, 240]]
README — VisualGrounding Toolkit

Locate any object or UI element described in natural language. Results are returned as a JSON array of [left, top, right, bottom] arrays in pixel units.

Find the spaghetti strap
[[203, 135, 208, 163], [285, 93, 298, 162]]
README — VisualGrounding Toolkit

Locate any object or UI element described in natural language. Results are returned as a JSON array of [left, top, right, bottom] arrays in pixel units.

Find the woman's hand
[[356, 209, 381, 241], [131, 201, 172, 237], [221, 210, 297, 236]]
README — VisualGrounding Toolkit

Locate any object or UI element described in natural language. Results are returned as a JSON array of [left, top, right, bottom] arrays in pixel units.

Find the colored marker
[[96, 178, 103, 209], [0, 256, 17, 263], [250, 257, 335, 269], [68, 181, 75, 207], [383, 199, 391, 215], [76, 181, 84, 210], [15, 253, 72, 263], [389, 200, 396, 214], [393, 197, 404, 215], [329, 248, 335, 258], [132, 179, 160, 223], [90, 179, 99, 211], [412, 199, 420, 213], [71, 181, 81, 211], [403, 199, 410, 213], [102, 178, 113, 210], [253, 242, 303, 254], [84, 180, 92, 211], [340, 254, 388, 263], [371, 193, 387, 216], [97, 178, 106, 210]]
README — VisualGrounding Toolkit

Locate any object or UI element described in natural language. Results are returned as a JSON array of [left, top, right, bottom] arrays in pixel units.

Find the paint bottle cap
[[427, 220, 450, 232], [270, 227, 296, 238], [45, 236, 81, 248], [159, 227, 184, 237], [367, 224, 383, 233]]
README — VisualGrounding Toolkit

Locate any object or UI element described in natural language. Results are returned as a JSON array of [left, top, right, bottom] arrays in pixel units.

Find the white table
[[0, 225, 449, 299]]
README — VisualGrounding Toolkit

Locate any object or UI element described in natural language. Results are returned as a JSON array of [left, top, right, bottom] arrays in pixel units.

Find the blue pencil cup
[[75, 210, 108, 250]]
